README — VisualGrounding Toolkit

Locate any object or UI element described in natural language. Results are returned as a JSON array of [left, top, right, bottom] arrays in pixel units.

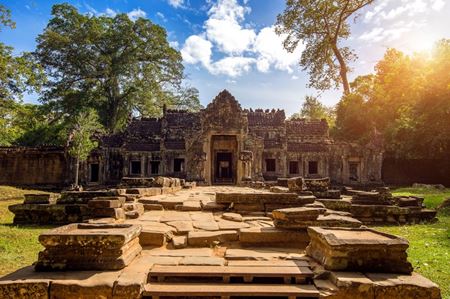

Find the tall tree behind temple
[[276, 0, 374, 94], [291, 95, 335, 127], [35, 4, 190, 133]]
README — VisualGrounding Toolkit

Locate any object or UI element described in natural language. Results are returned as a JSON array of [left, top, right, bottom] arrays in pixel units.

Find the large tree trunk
[[74, 156, 80, 188], [331, 44, 351, 95]]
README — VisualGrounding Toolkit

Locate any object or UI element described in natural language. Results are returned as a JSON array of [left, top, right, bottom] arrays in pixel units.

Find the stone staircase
[[142, 261, 320, 299]]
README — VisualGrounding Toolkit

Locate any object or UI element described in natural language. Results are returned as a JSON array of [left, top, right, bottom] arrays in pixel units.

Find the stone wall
[[382, 157, 450, 186], [0, 146, 68, 186]]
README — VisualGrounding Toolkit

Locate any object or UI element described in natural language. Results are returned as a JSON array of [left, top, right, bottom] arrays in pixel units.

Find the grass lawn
[[375, 187, 450, 299], [0, 186, 449, 298], [0, 186, 54, 276]]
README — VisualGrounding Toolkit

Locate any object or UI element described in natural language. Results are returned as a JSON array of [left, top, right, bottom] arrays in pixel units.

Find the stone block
[[287, 176, 305, 192], [269, 186, 290, 193], [36, 223, 141, 271], [188, 230, 238, 246], [179, 256, 225, 266], [216, 192, 298, 204], [239, 227, 309, 246], [142, 203, 164, 210], [91, 207, 125, 219], [222, 212, 243, 222], [172, 235, 187, 249], [317, 199, 352, 211], [367, 272, 441, 299], [306, 227, 413, 274], [272, 207, 323, 221], [58, 190, 120, 204], [88, 199, 123, 209], [166, 221, 194, 234], [23, 193, 59, 204], [192, 220, 219, 231], [304, 177, 330, 191]]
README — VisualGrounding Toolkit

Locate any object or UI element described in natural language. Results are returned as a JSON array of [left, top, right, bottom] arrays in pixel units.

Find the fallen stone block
[[272, 207, 323, 221], [172, 235, 187, 249], [188, 230, 238, 246], [222, 212, 243, 222], [306, 227, 413, 274]]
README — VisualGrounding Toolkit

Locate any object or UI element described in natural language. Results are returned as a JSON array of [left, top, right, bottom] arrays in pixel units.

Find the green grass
[[0, 186, 54, 277], [374, 187, 450, 299]]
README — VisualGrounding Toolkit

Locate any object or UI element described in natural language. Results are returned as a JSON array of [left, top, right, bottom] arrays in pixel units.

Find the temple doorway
[[211, 135, 237, 184]]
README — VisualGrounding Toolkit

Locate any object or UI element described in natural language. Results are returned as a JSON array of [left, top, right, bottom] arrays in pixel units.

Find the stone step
[[143, 283, 320, 298], [148, 265, 313, 284]]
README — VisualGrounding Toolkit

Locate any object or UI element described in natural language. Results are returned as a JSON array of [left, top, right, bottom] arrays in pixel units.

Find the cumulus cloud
[[254, 26, 303, 73], [209, 56, 255, 77], [127, 8, 146, 21], [168, 0, 184, 8], [205, 0, 256, 54], [181, 0, 303, 77], [181, 35, 213, 67]]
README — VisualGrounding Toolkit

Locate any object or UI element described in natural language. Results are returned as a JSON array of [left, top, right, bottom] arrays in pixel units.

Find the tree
[[0, 5, 44, 104], [291, 95, 335, 126], [276, 0, 374, 94], [67, 109, 103, 187], [35, 4, 185, 133], [0, 4, 45, 145]]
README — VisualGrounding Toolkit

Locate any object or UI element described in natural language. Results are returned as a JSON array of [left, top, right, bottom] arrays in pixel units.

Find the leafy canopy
[[291, 95, 335, 127], [67, 109, 103, 162], [334, 39, 450, 159], [35, 4, 197, 133], [276, 0, 374, 94]]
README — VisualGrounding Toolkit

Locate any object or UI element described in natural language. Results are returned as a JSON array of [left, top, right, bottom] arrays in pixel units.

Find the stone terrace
[[0, 186, 442, 299]]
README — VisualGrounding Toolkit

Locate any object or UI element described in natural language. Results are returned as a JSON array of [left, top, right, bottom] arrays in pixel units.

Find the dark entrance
[[211, 135, 238, 185], [215, 152, 233, 183], [90, 163, 99, 183]]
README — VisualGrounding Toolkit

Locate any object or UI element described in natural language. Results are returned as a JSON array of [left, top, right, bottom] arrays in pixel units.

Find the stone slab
[[239, 227, 309, 247], [306, 227, 412, 274], [188, 230, 238, 246], [179, 256, 225, 266], [192, 220, 220, 231]]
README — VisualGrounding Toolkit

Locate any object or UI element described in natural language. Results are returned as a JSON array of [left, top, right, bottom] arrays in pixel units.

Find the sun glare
[[403, 33, 437, 54]]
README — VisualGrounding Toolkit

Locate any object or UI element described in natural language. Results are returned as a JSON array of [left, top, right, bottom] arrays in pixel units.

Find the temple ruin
[[78, 90, 383, 186]]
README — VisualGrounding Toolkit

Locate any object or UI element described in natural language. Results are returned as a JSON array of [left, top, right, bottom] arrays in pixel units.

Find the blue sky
[[1, 0, 449, 115]]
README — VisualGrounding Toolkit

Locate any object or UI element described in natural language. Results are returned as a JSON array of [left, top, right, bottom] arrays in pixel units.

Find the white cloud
[[105, 8, 118, 17], [181, 0, 304, 77], [253, 26, 303, 73], [181, 35, 213, 67], [127, 8, 146, 21], [156, 12, 167, 22], [359, 21, 425, 42], [209, 56, 255, 77], [205, 0, 256, 54], [431, 0, 445, 11], [169, 40, 179, 49], [364, 0, 444, 24], [168, 0, 184, 8]]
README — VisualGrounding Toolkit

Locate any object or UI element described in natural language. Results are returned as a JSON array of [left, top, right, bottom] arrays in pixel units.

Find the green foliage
[[291, 95, 335, 127], [35, 3, 188, 133], [67, 109, 103, 162], [334, 39, 450, 158], [276, 0, 374, 94]]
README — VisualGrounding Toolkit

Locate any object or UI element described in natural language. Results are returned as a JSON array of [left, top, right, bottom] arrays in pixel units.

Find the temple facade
[[78, 90, 383, 186]]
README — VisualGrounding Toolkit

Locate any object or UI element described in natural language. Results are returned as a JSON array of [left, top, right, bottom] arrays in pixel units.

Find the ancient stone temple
[[78, 90, 382, 186]]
